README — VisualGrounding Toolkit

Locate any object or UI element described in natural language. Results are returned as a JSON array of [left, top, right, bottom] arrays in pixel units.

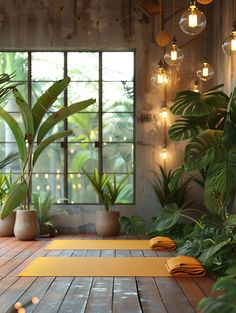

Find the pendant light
[[151, 60, 168, 87], [193, 79, 199, 92], [197, 12, 214, 81], [222, 1, 236, 56], [179, 1, 206, 35], [164, 0, 184, 66]]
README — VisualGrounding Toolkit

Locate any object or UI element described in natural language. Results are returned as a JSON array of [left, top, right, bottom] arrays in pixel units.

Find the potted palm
[[83, 168, 129, 236], [0, 76, 95, 240]]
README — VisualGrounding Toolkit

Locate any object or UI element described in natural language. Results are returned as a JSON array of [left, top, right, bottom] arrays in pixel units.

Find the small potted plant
[[83, 168, 129, 236]]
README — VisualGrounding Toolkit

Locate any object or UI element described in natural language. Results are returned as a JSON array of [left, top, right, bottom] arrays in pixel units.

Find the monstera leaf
[[184, 130, 225, 171], [154, 203, 180, 231], [170, 88, 228, 118], [168, 118, 202, 141]]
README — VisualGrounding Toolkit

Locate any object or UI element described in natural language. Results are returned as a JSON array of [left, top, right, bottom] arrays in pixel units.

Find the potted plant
[[0, 76, 95, 240], [83, 168, 129, 236], [32, 192, 67, 237]]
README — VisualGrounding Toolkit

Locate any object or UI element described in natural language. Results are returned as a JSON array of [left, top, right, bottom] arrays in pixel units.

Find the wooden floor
[[0, 234, 214, 313]]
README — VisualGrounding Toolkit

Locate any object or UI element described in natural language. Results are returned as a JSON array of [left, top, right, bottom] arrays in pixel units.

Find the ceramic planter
[[14, 209, 40, 241], [95, 211, 120, 236], [0, 210, 16, 236]]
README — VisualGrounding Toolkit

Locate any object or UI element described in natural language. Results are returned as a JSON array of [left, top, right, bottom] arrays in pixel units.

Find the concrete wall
[[0, 0, 231, 232]]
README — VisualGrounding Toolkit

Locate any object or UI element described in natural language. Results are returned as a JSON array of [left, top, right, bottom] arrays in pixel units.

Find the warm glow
[[170, 48, 177, 61], [160, 148, 168, 160], [160, 107, 168, 119], [193, 84, 199, 93], [231, 32, 236, 51], [202, 63, 209, 77], [157, 73, 164, 84], [189, 6, 197, 27]]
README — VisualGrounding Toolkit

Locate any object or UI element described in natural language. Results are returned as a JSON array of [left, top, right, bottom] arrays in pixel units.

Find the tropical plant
[[0, 152, 18, 170], [0, 174, 11, 206], [119, 215, 146, 237], [198, 265, 236, 313], [32, 192, 67, 237], [83, 168, 129, 211], [0, 76, 95, 218]]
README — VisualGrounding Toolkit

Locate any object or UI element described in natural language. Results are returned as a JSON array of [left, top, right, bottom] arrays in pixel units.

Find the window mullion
[[98, 51, 103, 175], [63, 52, 68, 203]]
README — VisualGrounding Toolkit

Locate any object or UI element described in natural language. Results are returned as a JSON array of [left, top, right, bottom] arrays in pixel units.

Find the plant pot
[[14, 209, 40, 241], [95, 211, 120, 236], [0, 210, 16, 236]]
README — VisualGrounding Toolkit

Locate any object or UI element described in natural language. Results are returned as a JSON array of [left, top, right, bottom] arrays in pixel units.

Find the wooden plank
[[84, 277, 113, 313], [175, 278, 206, 311], [193, 277, 214, 297], [154, 277, 195, 313], [33, 277, 73, 313], [130, 250, 143, 257], [113, 277, 142, 313], [136, 277, 168, 313]]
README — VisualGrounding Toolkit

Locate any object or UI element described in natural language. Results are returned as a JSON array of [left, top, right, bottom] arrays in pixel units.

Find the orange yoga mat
[[19, 257, 172, 277], [46, 239, 159, 250]]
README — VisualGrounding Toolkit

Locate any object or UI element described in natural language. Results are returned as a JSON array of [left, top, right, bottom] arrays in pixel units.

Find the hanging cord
[[204, 5, 207, 57], [173, 0, 176, 36], [234, 0, 236, 22]]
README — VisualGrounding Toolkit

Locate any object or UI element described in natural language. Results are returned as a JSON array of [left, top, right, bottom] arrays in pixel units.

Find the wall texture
[[0, 0, 232, 232]]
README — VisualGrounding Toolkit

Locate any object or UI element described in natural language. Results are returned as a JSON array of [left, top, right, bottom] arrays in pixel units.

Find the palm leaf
[[0, 151, 18, 170], [37, 99, 95, 143], [0, 107, 28, 163], [32, 77, 71, 132], [168, 118, 202, 141], [184, 130, 225, 171]]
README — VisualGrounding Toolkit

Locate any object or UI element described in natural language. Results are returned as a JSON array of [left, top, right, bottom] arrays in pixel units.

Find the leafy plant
[[0, 76, 95, 218], [32, 192, 67, 237], [83, 168, 129, 211], [198, 265, 236, 313], [0, 174, 12, 206], [0, 152, 18, 170], [119, 215, 146, 237]]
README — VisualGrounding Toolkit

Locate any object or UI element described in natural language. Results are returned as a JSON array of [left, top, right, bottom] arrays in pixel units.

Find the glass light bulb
[[164, 37, 184, 66], [160, 148, 168, 160], [151, 60, 168, 87], [222, 28, 236, 56], [197, 59, 214, 81], [179, 2, 206, 35], [193, 80, 199, 93]]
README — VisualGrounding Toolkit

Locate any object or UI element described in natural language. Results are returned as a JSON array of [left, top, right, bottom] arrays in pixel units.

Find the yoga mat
[[19, 257, 172, 277], [46, 239, 159, 250]]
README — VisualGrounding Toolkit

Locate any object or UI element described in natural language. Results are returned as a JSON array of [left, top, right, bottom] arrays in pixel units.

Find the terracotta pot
[[14, 210, 40, 241], [95, 211, 120, 236], [0, 210, 16, 236]]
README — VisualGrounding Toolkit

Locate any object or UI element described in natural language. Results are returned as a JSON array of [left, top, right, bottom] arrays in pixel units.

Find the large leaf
[[37, 99, 95, 143], [32, 77, 70, 132], [184, 130, 225, 171], [1, 180, 28, 219], [0, 107, 27, 163], [33, 130, 73, 166], [0, 151, 18, 170], [154, 203, 180, 231], [199, 238, 231, 264], [13, 88, 34, 143], [168, 118, 201, 141]]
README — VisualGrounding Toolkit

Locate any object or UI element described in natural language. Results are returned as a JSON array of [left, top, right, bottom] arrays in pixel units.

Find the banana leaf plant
[[0, 76, 95, 219], [168, 85, 229, 141]]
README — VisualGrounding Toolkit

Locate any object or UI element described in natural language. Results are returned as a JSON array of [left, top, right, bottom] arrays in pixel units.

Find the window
[[0, 51, 135, 204]]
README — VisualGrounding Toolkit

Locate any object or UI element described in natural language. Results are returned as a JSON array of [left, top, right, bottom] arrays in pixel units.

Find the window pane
[[103, 52, 134, 81], [0, 52, 28, 81], [33, 144, 64, 173], [32, 82, 64, 108], [103, 82, 133, 112], [68, 52, 99, 81], [68, 143, 98, 172], [67, 82, 98, 112], [0, 113, 24, 142], [32, 173, 64, 200], [68, 113, 98, 142], [5, 85, 28, 109], [103, 113, 133, 142], [32, 52, 64, 81], [68, 174, 99, 203], [103, 143, 133, 173]]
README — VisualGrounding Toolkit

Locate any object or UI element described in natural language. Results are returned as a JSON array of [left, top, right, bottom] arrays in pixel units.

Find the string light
[[151, 60, 168, 87]]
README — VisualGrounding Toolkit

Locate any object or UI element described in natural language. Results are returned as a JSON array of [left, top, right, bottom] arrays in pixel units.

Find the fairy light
[[56, 184, 61, 190], [36, 185, 40, 191], [44, 173, 49, 179], [46, 185, 50, 191], [70, 174, 74, 179]]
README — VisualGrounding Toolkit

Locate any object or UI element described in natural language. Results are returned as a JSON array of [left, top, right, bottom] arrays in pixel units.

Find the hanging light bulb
[[193, 79, 200, 92], [160, 145, 168, 160], [179, 1, 206, 35], [197, 57, 214, 81], [160, 103, 168, 119], [151, 60, 168, 87], [164, 36, 184, 66], [222, 21, 236, 56]]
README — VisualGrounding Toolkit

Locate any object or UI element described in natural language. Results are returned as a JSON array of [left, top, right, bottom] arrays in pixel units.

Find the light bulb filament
[[189, 5, 197, 28], [161, 148, 168, 160], [202, 62, 209, 77], [231, 32, 236, 51], [170, 45, 177, 60]]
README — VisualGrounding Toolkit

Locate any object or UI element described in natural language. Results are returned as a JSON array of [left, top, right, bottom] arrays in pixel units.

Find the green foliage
[[83, 168, 130, 211], [0, 173, 11, 205], [119, 215, 146, 237], [0, 76, 95, 217], [0, 152, 18, 170]]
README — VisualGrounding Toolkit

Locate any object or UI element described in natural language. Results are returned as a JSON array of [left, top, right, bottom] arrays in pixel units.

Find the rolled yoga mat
[[19, 257, 172, 277], [45, 239, 175, 250]]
